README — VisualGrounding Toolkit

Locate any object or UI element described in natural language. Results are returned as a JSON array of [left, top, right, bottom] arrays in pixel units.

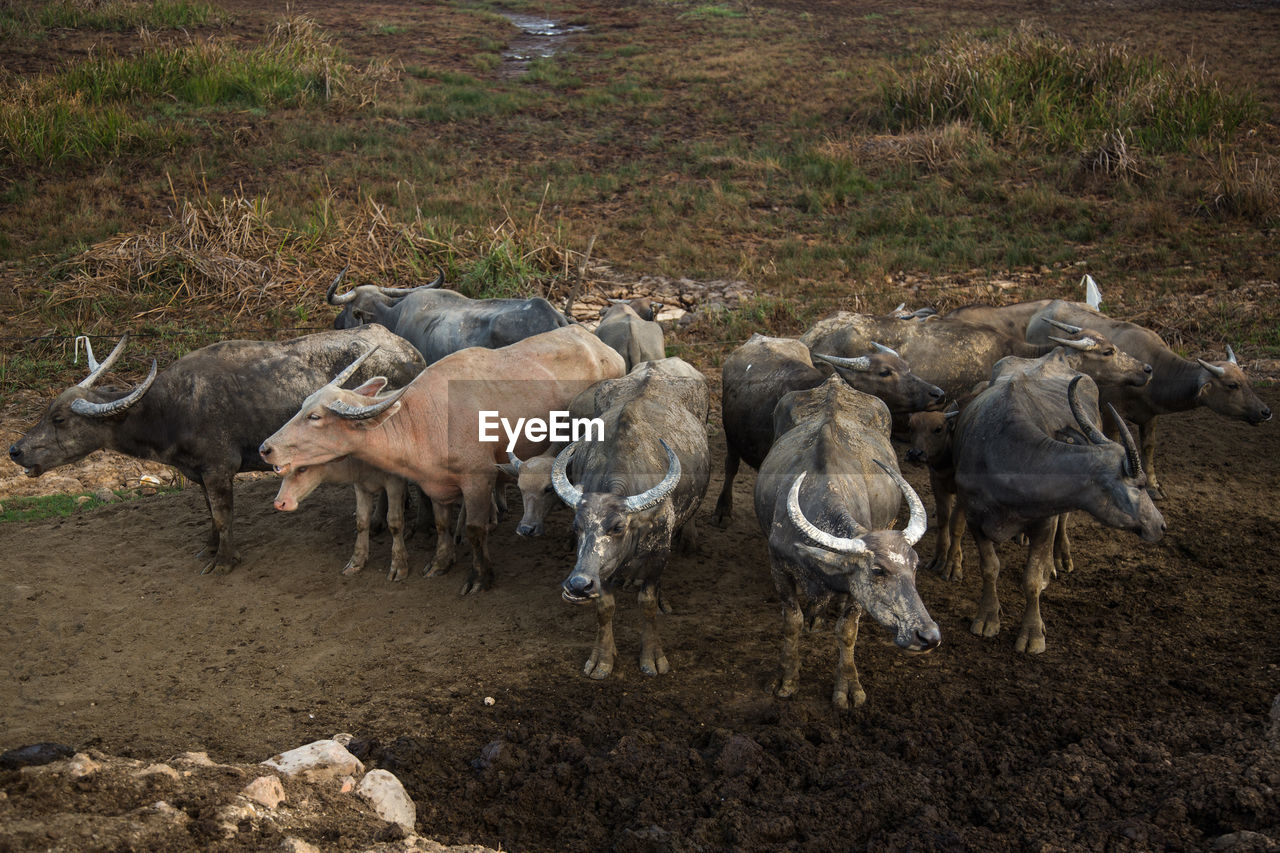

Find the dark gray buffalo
[[1026, 299, 1271, 499], [8, 327, 424, 573], [504, 357, 707, 538], [594, 301, 665, 371], [800, 310, 1058, 402], [712, 333, 944, 526], [327, 267, 570, 364], [755, 376, 941, 710], [954, 365, 1166, 654], [550, 362, 711, 678]]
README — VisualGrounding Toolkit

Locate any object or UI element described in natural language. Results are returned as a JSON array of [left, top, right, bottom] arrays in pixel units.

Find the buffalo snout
[[516, 521, 544, 537], [562, 573, 596, 602], [7, 445, 19, 461], [905, 448, 927, 464], [259, 442, 273, 459]]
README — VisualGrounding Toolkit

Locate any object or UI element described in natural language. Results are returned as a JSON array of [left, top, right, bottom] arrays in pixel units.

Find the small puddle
[[498, 12, 586, 77]]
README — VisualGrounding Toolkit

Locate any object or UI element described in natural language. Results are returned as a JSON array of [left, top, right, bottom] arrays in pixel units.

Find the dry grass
[[1085, 128, 1147, 182], [40, 188, 588, 324], [1203, 148, 1280, 225], [818, 122, 988, 170]]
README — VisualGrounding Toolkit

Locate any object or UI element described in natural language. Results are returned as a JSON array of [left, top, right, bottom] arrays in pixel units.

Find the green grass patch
[[881, 24, 1260, 154], [0, 488, 181, 523], [39, 0, 225, 30]]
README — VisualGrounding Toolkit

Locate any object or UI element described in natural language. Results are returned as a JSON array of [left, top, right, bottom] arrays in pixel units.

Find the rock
[[243, 775, 287, 809], [262, 739, 364, 782], [357, 768, 416, 831], [134, 763, 180, 781], [0, 742, 75, 770], [339, 775, 356, 794], [66, 752, 102, 777], [149, 800, 189, 825], [215, 802, 256, 838], [173, 751, 217, 767], [92, 488, 118, 503], [332, 732, 354, 746], [281, 839, 321, 853], [74, 495, 93, 507], [1211, 830, 1278, 851]]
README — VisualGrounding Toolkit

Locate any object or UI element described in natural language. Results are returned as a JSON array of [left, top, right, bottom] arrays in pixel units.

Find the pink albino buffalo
[[260, 325, 626, 594]]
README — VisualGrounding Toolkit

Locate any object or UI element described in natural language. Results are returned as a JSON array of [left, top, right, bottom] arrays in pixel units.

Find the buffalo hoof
[[586, 645, 614, 676], [198, 552, 240, 575], [659, 595, 674, 615], [970, 614, 1001, 638], [342, 560, 364, 576], [458, 571, 491, 596], [1015, 629, 1046, 654], [832, 685, 866, 711], [772, 676, 799, 699], [941, 553, 964, 582], [1147, 482, 1167, 501], [423, 556, 452, 578], [639, 652, 670, 676], [386, 562, 409, 582], [1053, 553, 1074, 576]]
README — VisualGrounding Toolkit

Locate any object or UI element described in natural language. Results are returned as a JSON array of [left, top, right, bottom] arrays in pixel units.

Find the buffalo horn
[[623, 440, 682, 513], [325, 266, 356, 305], [326, 386, 407, 420], [551, 442, 584, 508], [1226, 344, 1237, 364], [872, 341, 902, 358], [507, 450, 522, 473], [75, 334, 130, 389], [1048, 334, 1098, 351], [328, 345, 380, 389], [1066, 375, 1108, 445], [1044, 317, 1084, 335], [873, 459, 928, 546], [71, 358, 157, 418], [813, 352, 871, 372], [1108, 404, 1143, 478], [377, 265, 444, 297], [1196, 358, 1226, 378], [787, 472, 869, 556]]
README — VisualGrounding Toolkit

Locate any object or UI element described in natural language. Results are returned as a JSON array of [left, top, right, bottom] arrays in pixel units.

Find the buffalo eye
[[297, 466, 309, 474], [51, 415, 66, 426], [871, 565, 887, 578], [1228, 382, 1240, 390], [878, 368, 893, 377], [307, 412, 322, 421], [610, 520, 625, 535], [1103, 348, 1116, 356], [932, 426, 943, 434]]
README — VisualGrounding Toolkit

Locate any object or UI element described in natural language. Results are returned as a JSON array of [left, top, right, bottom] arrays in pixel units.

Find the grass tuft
[[1202, 149, 1280, 225], [881, 24, 1260, 154]]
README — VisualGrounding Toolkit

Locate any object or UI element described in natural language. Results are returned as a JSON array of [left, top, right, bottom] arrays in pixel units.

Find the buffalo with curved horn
[[326, 265, 570, 365], [548, 361, 710, 679], [9, 327, 425, 574], [754, 375, 941, 710]]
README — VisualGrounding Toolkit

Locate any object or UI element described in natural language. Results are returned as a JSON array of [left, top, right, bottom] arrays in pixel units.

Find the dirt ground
[[2, 378, 1279, 851]]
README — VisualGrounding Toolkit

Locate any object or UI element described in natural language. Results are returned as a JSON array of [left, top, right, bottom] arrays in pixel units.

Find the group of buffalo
[[7, 272, 1272, 708]]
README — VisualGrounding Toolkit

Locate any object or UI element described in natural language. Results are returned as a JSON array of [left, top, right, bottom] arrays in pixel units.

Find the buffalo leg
[[970, 532, 1002, 637], [1015, 519, 1056, 654], [198, 477, 239, 575], [459, 484, 494, 594], [772, 567, 803, 699], [711, 448, 740, 528], [344, 484, 374, 576], [637, 565, 671, 676], [385, 478, 409, 582], [942, 507, 967, 581], [926, 474, 953, 574], [832, 601, 866, 710], [1139, 417, 1165, 500], [424, 499, 455, 578], [1052, 513, 1073, 576], [584, 589, 617, 679]]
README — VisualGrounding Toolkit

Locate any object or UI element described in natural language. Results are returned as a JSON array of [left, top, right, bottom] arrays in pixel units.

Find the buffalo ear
[[351, 376, 389, 397], [795, 543, 857, 595]]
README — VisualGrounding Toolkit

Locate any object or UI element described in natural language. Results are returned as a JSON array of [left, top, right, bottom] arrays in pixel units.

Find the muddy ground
[[2, 380, 1279, 851]]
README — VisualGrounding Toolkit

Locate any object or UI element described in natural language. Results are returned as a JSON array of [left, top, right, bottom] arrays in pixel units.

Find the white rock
[[281, 838, 321, 853], [332, 732, 354, 746], [134, 763, 180, 781], [261, 740, 364, 782], [67, 752, 101, 778], [242, 775, 287, 809], [356, 768, 416, 831]]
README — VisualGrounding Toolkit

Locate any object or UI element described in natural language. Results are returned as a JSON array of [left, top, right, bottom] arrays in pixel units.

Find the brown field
[[1, 0, 1278, 849]]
